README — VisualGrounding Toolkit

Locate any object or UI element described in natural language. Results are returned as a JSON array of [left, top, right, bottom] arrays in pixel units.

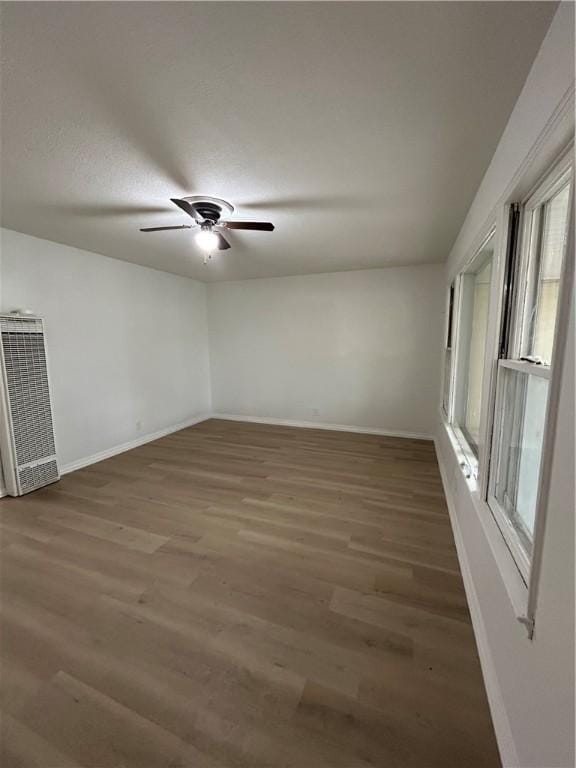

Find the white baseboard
[[59, 413, 212, 476], [434, 438, 519, 768], [212, 413, 433, 441]]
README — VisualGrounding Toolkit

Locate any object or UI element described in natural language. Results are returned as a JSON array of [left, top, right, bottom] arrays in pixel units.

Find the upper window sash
[[511, 163, 573, 363]]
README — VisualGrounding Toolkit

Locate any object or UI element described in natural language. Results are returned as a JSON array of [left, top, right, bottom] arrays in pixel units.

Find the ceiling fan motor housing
[[182, 196, 235, 224], [194, 202, 221, 223]]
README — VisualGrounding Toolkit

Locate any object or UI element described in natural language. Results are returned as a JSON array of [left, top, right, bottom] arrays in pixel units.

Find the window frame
[[441, 281, 456, 418], [487, 151, 574, 587], [450, 225, 498, 477]]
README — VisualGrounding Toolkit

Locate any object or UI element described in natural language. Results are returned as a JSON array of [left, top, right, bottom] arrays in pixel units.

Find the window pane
[[454, 239, 493, 455], [494, 367, 548, 552], [465, 257, 492, 446], [526, 183, 570, 364]]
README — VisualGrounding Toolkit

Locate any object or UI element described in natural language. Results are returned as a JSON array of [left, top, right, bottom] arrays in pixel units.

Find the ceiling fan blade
[[240, 195, 364, 212], [170, 198, 202, 221], [222, 221, 274, 231], [216, 232, 231, 250], [140, 225, 193, 232], [66, 204, 172, 217]]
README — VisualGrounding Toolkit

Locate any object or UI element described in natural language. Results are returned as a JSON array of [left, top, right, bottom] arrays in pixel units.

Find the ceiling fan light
[[195, 229, 219, 252]]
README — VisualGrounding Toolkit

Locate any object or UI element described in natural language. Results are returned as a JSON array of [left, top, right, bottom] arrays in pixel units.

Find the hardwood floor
[[0, 419, 500, 768]]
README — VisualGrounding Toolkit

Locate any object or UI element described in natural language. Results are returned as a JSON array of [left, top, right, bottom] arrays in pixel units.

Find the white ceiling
[[1, 2, 555, 282]]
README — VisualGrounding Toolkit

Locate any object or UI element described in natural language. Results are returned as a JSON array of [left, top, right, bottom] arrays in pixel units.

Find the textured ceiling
[[0, 2, 556, 281]]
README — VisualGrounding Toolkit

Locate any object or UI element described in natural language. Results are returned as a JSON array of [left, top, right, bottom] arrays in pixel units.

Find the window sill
[[438, 416, 530, 628], [438, 411, 479, 490], [448, 424, 479, 484]]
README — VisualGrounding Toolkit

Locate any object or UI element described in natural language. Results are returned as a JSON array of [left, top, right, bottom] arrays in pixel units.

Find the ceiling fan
[[140, 196, 274, 262]]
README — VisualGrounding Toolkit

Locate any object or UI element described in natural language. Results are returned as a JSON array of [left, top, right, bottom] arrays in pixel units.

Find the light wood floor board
[[0, 419, 500, 767]]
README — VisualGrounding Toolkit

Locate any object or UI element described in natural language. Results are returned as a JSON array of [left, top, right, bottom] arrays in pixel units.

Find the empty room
[[0, 2, 574, 767]]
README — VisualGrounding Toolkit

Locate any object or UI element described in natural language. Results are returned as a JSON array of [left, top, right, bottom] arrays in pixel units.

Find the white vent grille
[[18, 459, 59, 494], [0, 315, 59, 496]]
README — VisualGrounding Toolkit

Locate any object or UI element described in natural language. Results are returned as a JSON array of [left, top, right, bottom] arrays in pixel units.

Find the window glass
[[525, 183, 570, 363], [493, 368, 548, 554], [454, 237, 494, 455], [464, 256, 492, 446]]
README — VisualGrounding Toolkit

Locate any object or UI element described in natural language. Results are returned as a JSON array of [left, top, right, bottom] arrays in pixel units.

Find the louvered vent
[[0, 315, 60, 496]]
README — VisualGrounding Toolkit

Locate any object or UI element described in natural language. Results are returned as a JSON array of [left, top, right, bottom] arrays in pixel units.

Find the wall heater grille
[[0, 315, 59, 496]]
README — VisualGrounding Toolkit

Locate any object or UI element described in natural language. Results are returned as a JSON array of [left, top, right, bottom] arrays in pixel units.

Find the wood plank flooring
[[0, 419, 500, 768]]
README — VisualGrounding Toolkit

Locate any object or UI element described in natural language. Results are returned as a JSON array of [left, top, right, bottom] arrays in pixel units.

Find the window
[[452, 233, 495, 458], [488, 162, 573, 580], [442, 283, 455, 415]]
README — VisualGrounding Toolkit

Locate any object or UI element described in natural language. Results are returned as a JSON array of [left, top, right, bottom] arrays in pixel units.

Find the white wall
[[208, 265, 443, 438], [437, 5, 575, 767], [0, 228, 211, 475]]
